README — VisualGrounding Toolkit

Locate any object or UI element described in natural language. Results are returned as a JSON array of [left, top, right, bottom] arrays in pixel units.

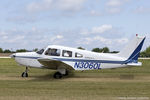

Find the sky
[[0, 0, 150, 51]]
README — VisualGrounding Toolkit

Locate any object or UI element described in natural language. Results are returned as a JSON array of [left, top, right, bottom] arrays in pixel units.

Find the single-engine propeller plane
[[10, 35, 145, 79]]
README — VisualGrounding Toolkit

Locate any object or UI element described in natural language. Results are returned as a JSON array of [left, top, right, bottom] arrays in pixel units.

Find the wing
[[37, 58, 74, 70]]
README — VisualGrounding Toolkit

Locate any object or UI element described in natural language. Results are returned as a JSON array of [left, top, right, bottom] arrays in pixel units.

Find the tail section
[[117, 36, 146, 63]]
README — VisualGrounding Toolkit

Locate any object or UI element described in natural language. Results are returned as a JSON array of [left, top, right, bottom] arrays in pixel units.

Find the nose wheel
[[22, 72, 28, 77], [21, 67, 28, 77]]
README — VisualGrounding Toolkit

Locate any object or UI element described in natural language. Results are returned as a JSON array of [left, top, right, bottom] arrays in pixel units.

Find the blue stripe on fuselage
[[52, 58, 126, 64], [15, 56, 127, 64]]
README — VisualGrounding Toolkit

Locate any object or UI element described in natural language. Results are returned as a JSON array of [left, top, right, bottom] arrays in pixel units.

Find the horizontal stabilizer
[[127, 62, 142, 66]]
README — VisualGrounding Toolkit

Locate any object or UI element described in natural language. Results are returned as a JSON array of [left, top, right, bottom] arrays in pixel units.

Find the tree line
[[78, 46, 150, 57], [0, 47, 117, 53], [77, 47, 119, 53], [0, 48, 28, 53], [140, 47, 150, 57], [0, 46, 150, 57]]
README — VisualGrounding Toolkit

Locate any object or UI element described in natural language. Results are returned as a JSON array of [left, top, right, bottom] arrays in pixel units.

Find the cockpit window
[[62, 50, 72, 57], [45, 48, 60, 56], [36, 49, 44, 54]]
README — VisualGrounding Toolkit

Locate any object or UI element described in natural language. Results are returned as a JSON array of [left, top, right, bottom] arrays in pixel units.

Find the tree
[[110, 51, 119, 53], [140, 51, 146, 57], [92, 48, 102, 52], [77, 47, 85, 50], [145, 46, 150, 57], [102, 47, 109, 53], [33, 48, 38, 52], [16, 49, 27, 52], [4, 49, 11, 53], [0, 48, 3, 53], [140, 46, 150, 57], [92, 47, 110, 53]]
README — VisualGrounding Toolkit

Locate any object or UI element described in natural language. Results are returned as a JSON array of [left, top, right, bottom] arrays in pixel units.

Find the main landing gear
[[53, 69, 69, 79], [21, 67, 68, 79], [53, 72, 62, 79], [21, 67, 28, 77]]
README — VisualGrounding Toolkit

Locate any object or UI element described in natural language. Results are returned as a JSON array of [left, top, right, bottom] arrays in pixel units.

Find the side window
[[45, 48, 60, 56], [62, 50, 72, 57], [75, 53, 83, 58]]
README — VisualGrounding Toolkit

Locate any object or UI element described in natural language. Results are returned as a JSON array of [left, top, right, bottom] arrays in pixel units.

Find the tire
[[53, 72, 62, 79], [21, 72, 28, 77]]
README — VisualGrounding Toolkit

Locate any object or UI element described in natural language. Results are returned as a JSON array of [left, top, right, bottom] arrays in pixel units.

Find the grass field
[[0, 58, 150, 100]]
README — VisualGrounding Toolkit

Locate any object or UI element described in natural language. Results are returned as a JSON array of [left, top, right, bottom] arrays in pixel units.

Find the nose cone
[[10, 53, 16, 58]]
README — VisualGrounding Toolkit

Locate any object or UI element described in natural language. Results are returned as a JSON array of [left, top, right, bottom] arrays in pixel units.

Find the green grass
[[0, 58, 150, 100]]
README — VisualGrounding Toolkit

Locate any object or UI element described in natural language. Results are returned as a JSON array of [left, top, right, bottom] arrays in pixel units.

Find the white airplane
[[10, 35, 145, 79]]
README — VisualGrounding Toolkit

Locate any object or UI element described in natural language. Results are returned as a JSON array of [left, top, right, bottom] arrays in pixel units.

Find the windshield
[[36, 48, 45, 54]]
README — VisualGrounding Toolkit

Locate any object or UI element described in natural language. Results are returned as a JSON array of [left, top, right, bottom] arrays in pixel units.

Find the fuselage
[[11, 45, 129, 70]]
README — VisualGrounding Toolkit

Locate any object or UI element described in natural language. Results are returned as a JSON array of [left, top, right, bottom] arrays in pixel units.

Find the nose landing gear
[[21, 67, 28, 77]]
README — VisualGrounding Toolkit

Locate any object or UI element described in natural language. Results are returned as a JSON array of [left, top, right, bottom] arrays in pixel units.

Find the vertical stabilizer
[[117, 36, 145, 63]]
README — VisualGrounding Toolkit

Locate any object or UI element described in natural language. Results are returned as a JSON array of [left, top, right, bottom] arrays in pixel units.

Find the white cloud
[[27, 0, 53, 13], [90, 10, 102, 16], [77, 36, 129, 50], [80, 29, 90, 35], [134, 6, 150, 14], [77, 36, 111, 45], [106, 0, 122, 7], [76, 37, 93, 45], [26, 0, 86, 13], [31, 27, 37, 32], [0, 26, 130, 51], [6, 16, 36, 24], [50, 35, 64, 44], [106, 7, 121, 14], [0, 28, 65, 49], [0, 31, 7, 36], [106, 0, 130, 7], [56, 35, 64, 39], [93, 36, 112, 45], [91, 24, 113, 34], [2, 36, 8, 39], [3, 35, 25, 44], [57, 0, 85, 11], [80, 24, 113, 35], [77, 36, 128, 44], [105, 0, 130, 14], [114, 38, 129, 44]]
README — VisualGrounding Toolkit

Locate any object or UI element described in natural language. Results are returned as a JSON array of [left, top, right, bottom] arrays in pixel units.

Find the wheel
[[21, 72, 28, 77], [53, 72, 62, 79]]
